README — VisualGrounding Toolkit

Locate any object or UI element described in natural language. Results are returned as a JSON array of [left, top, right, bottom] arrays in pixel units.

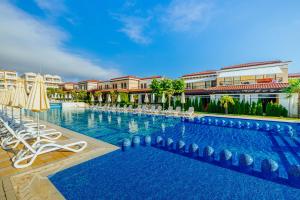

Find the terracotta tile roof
[[221, 60, 287, 70], [182, 70, 217, 77], [110, 75, 139, 81], [79, 80, 99, 83], [208, 83, 289, 91], [289, 73, 300, 78], [139, 76, 162, 80], [63, 82, 77, 85]]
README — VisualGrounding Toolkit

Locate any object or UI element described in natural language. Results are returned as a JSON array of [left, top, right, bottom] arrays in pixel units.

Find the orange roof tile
[[221, 60, 287, 70], [289, 73, 300, 78], [182, 70, 217, 77], [139, 76, 162, 80], [208, 83, 289, 91]]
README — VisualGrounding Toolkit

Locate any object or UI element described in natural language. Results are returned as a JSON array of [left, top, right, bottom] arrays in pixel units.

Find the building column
[[279, 93, 298, 117]]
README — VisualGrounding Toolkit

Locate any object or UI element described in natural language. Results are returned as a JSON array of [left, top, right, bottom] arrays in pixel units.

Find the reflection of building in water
[[129, 119, 138, 133], [181, 124, 186, 138], [88, 113, 95, 128], [152, 116, 155, 124], [62, 109, 73, 123], [99, 114, 103, 123], [108, 115, 112, 124], [117, 116, 121, 126], [144, 121, 149, 130], [161, 123, 165, 133]]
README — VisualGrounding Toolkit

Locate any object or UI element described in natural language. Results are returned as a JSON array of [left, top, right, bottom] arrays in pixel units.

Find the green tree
[[250, 102, 257, 115], [256, 102, 263, 116], [284, 79, 300, 118], [160, 79, 174, 106], [150, 78, 185, 107], [220, 96, 235, 114], [173, 79, 185, 94], [150, 79, 163, 96], [109, 90, 117, 103]]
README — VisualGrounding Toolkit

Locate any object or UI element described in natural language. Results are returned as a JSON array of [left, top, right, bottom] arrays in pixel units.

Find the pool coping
[[2, 119, 119, 200], [196, 113, 300, 123]]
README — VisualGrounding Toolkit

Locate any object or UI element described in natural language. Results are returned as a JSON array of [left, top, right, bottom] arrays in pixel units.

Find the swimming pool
[[37, 108, 300, 172], [36, 108, 300, 198], [50, 147, 300, 200]]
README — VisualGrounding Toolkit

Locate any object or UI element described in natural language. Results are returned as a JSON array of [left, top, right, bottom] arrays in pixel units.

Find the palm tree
[[220, 95, 235, 114], [284, 79, 300, 118]]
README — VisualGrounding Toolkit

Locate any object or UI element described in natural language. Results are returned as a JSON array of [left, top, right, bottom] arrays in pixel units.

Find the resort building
[[288, 73, 300, 81], [97, 75, 163, 92], [21, 72, 63, 92], [78, 80, 99, 91], [184, 60, 299, 117], [59, 82, 79, 91], [216, 60, 289, 86], [182, 70, 217, 89], [92, 75, 163, 103], [43, 74, 63, 89], [0, 69, 17, 90]]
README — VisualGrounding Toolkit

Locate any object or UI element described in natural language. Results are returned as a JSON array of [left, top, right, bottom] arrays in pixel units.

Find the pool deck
[[0, 119, 119, 200]]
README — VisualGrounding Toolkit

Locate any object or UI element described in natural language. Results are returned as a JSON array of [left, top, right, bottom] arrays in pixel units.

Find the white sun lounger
[[0, 119, 62, 150], [1, 121, 87, 169]]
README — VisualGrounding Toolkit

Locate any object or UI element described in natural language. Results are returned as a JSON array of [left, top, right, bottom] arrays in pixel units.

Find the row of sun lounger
[[0, 112, 87, 169], [91, 104, 195, 117]]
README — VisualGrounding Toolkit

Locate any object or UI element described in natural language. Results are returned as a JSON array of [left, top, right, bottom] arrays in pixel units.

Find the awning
[[185, 77, 216, 83], [219, 67, 282, 78]]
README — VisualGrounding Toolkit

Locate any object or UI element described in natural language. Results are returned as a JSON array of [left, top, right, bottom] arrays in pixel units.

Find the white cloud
[[115, 15, 151, 45], [0, 1, 121, 81], [34, 0, 67, 16], [161, 0, 213, 32]]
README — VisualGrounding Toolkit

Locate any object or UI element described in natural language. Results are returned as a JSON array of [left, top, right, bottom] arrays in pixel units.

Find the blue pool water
[[50, 147, 300, 200], [37, 108, 300, 172], [35, 108, 300, 199]]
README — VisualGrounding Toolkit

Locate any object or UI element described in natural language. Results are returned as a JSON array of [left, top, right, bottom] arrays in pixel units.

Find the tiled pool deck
[[0, 119, 118, 200]]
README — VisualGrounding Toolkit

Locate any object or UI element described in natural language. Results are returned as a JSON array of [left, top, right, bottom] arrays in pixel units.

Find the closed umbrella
[[144, 93, 149, 104], [11, 79, 28, 123], [181, 92, 186, 111], [130, 94, 134, 103], [161, 92, 166, 109], [25, 74, 50, 141], [0, 90, 8, 114], [151, 93, 155, 103], [7, 88, 15, 118], [117, 94, 121, 103], [98, 94, 102, 102], [90, 94, 95, 105], [107, 94, 111, 103]]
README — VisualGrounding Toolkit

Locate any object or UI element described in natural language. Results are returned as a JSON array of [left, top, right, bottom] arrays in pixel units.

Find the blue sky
[[1, 0, 300, 81]]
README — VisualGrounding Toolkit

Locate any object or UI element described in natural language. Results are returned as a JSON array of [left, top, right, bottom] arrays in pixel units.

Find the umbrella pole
[[37, 112, 40, 141], [20, 108, 22, 124]]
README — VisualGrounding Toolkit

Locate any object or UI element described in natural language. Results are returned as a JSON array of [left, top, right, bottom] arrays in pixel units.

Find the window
[[186, 83, 192, 89], [233, 77, 241, 85], [141, 84, 143, 89], [144, 83, 147, 88]]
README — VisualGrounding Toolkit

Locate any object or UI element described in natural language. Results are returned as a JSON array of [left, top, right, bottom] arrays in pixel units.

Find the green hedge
[[265, 102, 288, 117], [205, 100, 287, 117]]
